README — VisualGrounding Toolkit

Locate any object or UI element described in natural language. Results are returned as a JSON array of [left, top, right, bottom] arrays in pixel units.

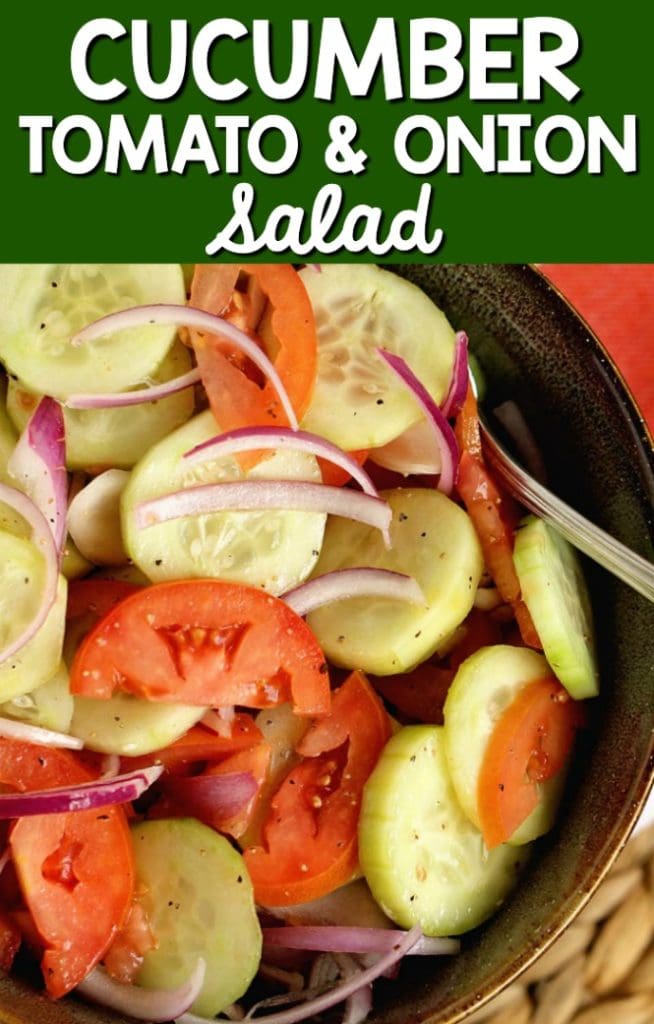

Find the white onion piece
[[100, 753, 121, 779], [67, 469, 130, 566], [377, 349, 458, 495], [441, 332, 469, 419], [7, 396, 67, 556], [78, 958, 206, 1023], [72, 304, 298, 430], [202, 706, 236, 738], [493, 400, 548, 484], [239, 926, 421, 1024], [177, 1006, 244, 1024], [66, 367, 202, 410], [184, 426, 379, 498], [371, 418, 440, 476], [262, 926, 459, 957], [0, 716, 83, 750], [0, 483, 59, 666], [283, 569, 424, 618], [0, 764, 163, 820], [135, 481, 392, 549], [342, 983, 372, 1024]]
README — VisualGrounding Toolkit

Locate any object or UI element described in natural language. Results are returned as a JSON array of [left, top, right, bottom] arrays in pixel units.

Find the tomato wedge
[[190, 264, 317, 437], [70, 580, 331, 716], [455, 385, 540, 647], [244, 671, 391, 906], [371, 664, 453, 724], [1, 739, 133, 998], [477, 678, 582, 849]]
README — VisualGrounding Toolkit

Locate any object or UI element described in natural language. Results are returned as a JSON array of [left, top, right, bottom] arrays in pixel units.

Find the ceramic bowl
[[0, 263, 653, 1024]]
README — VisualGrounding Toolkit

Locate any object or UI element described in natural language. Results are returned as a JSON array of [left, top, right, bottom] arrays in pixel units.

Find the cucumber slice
[[7, 340, 195, 471], [122, 411, 326, 595], [443, 645, 562, 844], [0, 529, 67, 702], [71, 692, 204, 757], [359, 725, 528, 935], [513, 516, 598, 699], [132, 818, 261, 1017], [0, 265, 186, 400], [61, 537, 93, 580], [307, 489, 483, 675], [0, 661, 73, 733], [299, 265, 455, 450]]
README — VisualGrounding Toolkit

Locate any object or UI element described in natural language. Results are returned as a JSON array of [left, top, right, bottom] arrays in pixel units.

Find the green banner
[[1, 2, 650, 261]]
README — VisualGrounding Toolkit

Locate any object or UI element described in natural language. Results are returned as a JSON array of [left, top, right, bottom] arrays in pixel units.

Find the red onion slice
[[283, 569, 425, 618], [238, 926, 421, 1024], [377, 349, 458, 495], [0, 764, 163, 820], [66, 367, 202, 410], [77, 958, 205, 1023], [7, 396, 67, 556], [342, 983, 372, 1024], [262, 926, 459, 957], [0, 483, 59, 666], [135, 481, 392, 549], [184, 427, 379, 499], [72, 304, 298, 430], [162, 770, 258, 823], [371, 419, 440, 476], [441, 332, 469, 419], [0, 716, 83, 751]]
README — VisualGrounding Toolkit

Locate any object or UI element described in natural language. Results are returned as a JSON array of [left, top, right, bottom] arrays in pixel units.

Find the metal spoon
[[479, 415, 654, 603]]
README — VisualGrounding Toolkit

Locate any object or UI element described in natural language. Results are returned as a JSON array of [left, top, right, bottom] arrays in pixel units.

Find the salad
[[0, 263, 598, 1024]]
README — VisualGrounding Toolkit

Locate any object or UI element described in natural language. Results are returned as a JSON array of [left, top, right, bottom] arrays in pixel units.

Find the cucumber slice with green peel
[[0, 264, 185, 400], [7, 340, 195, 472], [0, 530, 67, 701], [513, 516, 598, 699], [299, 264, 456, 450], [132, 818, 262, 1017], [0, 661, 73, 733], [71, 692, 205, 757], [443, 645, 561, 843], [307, 488, 483, 675], [122, 411, 326, 595], [359, 726, 528, 936]]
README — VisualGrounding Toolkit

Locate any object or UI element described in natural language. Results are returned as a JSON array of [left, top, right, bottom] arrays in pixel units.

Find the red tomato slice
[[448, 608, 504, 673], [70, 580, 331, 716], [477, 678, 582, 849], [104, 898, 156, 984], [457, 449, 540, 648], [318, 449, 369, 488], [244, 671, 392, 906], [67, 579, 141, 622], [190, 264, 317, 440], [1, 740, 133, 998]]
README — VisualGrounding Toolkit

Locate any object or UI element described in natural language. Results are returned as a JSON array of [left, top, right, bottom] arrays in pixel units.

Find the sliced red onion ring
[[162, 771, 257, 823], [66, 367, 202, 410], [0, 764, 163, 820], [370, 419, 440, 477], [135, 482, 392, 549], [0, 483, 59, 666], [377, 349, 458, 495], [0, 716, 83, 751], [283, 569, 425, 618], [241, 926, 421, 1024], [7, 396, 67, 556], [441, 332, 469, 419], [72, 304, 298, 430], [262, 926, 459, 957], [184, 427, 379, 499], [77, 958, 205, 1023], [342, 983, 372, 1024]]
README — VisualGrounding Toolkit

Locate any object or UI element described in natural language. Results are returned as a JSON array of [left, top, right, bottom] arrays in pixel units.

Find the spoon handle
[[481, 423, 654, 604]]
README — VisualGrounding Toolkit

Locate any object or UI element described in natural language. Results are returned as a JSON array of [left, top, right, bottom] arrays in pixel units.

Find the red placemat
[[539, 265, 654, 434]]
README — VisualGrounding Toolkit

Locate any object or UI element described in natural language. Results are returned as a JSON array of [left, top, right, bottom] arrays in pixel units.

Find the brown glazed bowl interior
[[1, 263, 653, 1024]]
